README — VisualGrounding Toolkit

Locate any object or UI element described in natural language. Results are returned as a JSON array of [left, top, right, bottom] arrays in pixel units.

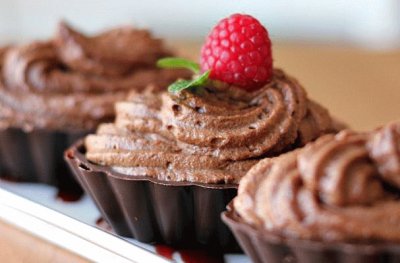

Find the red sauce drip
[[155, 245, 175, 260], [56, 187, 83, 202], [1, 174, 84, 202], [180, 250, 224, 263], [155, 245, 224, 263], [55, 173, 84, 203], [95, 217, 113, 232], [0, 175, 20, 183]]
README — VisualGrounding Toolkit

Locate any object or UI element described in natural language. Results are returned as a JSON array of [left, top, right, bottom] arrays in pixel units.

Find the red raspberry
[[200, 14, 273, 91]]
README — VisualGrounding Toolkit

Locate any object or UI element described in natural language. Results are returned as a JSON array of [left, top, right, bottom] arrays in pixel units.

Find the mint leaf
[[167, 80, 192, 93], [157, 57, 210, 93], [157, 57, 200, 74], [190, 70, 210, 86], [168, 70, 210, 93]]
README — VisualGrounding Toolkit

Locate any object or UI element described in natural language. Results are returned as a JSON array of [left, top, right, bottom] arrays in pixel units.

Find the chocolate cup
[[65, 140, 240, 251], [222, 203, 400, 263], [0, 127, 86, 191]]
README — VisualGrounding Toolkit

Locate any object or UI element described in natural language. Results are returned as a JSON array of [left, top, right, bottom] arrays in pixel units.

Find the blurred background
[[0, 0, 399, 130], [1, 0, 400, 48]]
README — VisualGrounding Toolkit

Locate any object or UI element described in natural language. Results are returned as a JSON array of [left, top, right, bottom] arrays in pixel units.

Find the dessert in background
[[223, 121, 400, 263], [0, 22, 186, 187], [66, 14, 342, 249]]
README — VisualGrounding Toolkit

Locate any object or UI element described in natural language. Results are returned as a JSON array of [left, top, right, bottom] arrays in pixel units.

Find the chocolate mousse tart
[[0, 22, 186, 188], [65, 15, 343, 249], [223, 121, 400, 263]]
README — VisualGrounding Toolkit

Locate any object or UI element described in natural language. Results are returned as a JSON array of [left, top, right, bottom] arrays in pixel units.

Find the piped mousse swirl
[[0, 22, 186, 131], [234, 121, 400, 242], [85, 69, 340, 184]]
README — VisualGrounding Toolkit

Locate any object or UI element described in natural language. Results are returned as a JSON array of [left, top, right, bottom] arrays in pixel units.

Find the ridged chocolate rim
[[222, 203, 400, 263], [65, 140, 240, 251]]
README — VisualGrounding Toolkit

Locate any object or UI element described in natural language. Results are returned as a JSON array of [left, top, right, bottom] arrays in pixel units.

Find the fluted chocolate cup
[[0, 129, 86, 187], [65, 140, 239, 251], [223, 122, 400, 263], [222, 203, 400, 263], [0, 23, 187, 187]]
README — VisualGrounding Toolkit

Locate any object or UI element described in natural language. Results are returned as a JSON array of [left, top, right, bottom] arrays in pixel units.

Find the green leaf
[[167, 80, 192, 93], [190, 70, 210, 86], [168, 70, 210, 93], [157, 57, 200, 74]]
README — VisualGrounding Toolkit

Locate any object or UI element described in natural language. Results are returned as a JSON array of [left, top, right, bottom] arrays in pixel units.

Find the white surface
[[0, 182, 169, 263], [0, 180, 250, 263]]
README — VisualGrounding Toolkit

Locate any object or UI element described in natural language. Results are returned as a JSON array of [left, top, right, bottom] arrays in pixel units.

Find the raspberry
[[200, 14, 273, 91]]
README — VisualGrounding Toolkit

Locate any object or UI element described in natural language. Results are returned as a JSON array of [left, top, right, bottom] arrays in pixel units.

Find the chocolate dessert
[[84, 69, 336, 184], [223, 121, 400, 262], [66, 14, 342, 250], [0, 22, 186, 185]]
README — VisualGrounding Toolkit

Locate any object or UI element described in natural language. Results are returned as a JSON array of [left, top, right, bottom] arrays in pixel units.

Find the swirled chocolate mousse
[[234, 121, 400, 242], [84, 69, 339, 184], [0, 22, 187, 132]]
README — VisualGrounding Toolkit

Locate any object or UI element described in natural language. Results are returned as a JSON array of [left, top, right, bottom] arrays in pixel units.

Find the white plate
[[0, 179, 249, 263]]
